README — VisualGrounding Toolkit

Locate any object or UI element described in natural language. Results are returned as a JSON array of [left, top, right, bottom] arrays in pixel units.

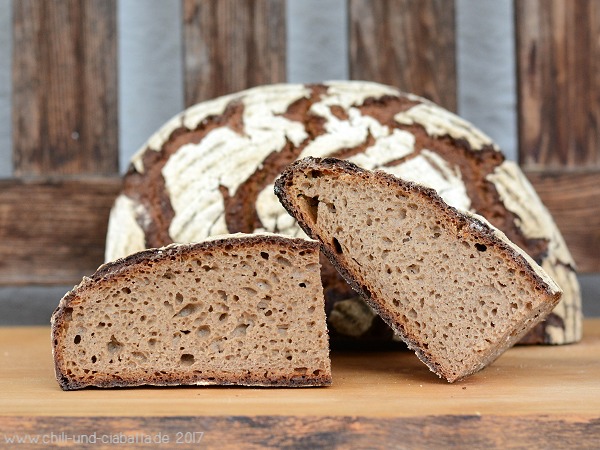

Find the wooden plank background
[[183, 0, 286, 106], [1, 0, 598, 288], [349, 0, 457, 111], [516, 0, 600, 272], [12, 0, 118, 177]]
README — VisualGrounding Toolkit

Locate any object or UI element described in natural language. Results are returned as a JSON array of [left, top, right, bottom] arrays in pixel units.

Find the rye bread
[[104, 81, 580, 345], [274, 157, 562, 382], [52, 234, 331, 390]]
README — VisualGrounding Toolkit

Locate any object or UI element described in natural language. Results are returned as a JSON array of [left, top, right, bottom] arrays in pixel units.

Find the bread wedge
[[52, 234, 331, 390], [275, 157, 562, 382]]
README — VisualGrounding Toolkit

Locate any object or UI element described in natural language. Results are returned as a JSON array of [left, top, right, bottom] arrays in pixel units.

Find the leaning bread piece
[[51, 234, 331, 390], [275, 158, 562, 382]]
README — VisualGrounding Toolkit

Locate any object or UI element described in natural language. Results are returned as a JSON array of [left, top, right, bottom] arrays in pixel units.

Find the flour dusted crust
[[106, 81, 581, 345], [105, 195, 148, 261]]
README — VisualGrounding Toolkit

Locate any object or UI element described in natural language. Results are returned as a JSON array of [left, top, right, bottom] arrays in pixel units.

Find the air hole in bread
[[276, 255, 292, 267], [361, 285, 372, 299], [197, 326, 210, 338], [175, 303, 198, 318], [180, 354, 195, 366], [107, 335, 123, 354], [333, 238, 343, 254], [298, 194, 320, 224], [63, 308, 73, 322], [232, 323, 249, 337], [407, 264, 420, 275], [475, 243, 487, 252]]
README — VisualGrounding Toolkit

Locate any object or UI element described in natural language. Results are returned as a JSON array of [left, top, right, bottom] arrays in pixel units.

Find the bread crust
[[52, 234, 330, 390]]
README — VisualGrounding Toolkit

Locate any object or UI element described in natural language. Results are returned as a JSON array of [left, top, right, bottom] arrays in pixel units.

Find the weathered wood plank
[[0, 415, 597, 449], [349, 0, 457, 111], [516, 0, 600, 170], [0, 178, 120, 285], [12, 0, 118, 176], [526, 170, 600, 273], [182, 0, 286, 106]]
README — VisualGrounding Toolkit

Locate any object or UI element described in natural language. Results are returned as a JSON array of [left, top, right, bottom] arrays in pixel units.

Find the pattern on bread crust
[[106, 81, 581, 345]]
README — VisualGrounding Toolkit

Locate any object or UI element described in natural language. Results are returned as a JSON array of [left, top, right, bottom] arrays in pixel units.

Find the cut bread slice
[[51, 234, 331, 390], [275, 157, 562, 382]]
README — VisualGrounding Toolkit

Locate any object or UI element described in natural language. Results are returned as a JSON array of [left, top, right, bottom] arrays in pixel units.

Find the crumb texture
[[276, 158, 560, 382], [52, 236, 330, 389]]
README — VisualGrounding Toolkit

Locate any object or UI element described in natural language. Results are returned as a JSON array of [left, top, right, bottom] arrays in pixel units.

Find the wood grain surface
[[0, 320, 599, 448], [516, 0, 600, 274], [516, 0, 600, 170], [0, 415, 597, 449], [183, 0, 286, 106], [0, 178, 120, 285], [12, 0, 118, 177], [526, 170, 600, 272], [349, 0, 457, 111]]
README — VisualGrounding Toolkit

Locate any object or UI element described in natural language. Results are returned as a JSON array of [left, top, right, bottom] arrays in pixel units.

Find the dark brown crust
[[121, 100, 246, 248], [221, 85, 327, 233], [274, 157, 562, 379], [93, 234, 317, 283], [55, 370, 331, 391], [51, 235, 330, 390]]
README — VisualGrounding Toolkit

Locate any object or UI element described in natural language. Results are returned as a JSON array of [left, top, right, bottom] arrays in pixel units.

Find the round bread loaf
[[106, 81, 581, 345]]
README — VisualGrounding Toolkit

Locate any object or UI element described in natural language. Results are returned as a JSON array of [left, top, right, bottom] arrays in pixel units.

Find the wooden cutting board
[[0, 320, 599, 449]]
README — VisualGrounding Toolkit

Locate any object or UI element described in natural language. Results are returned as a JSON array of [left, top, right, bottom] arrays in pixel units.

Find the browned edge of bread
[[51, 234, 331, 390]]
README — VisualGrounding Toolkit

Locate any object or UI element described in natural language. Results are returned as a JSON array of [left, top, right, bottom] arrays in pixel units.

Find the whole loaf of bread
[[105, 81, 581, 345]]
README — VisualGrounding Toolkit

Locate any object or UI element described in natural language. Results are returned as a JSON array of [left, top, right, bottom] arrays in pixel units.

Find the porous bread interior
[[54, 242, 330, 388], [287, 168, 556, 382]]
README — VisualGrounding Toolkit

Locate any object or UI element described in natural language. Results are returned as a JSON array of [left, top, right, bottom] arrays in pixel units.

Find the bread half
[[275, 157, 562, 382], [51, 234, 331, 390]]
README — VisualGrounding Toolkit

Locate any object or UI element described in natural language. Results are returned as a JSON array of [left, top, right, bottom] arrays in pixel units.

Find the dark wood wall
[[2, 0, 598, 287], [516, 0, 600, 272]]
